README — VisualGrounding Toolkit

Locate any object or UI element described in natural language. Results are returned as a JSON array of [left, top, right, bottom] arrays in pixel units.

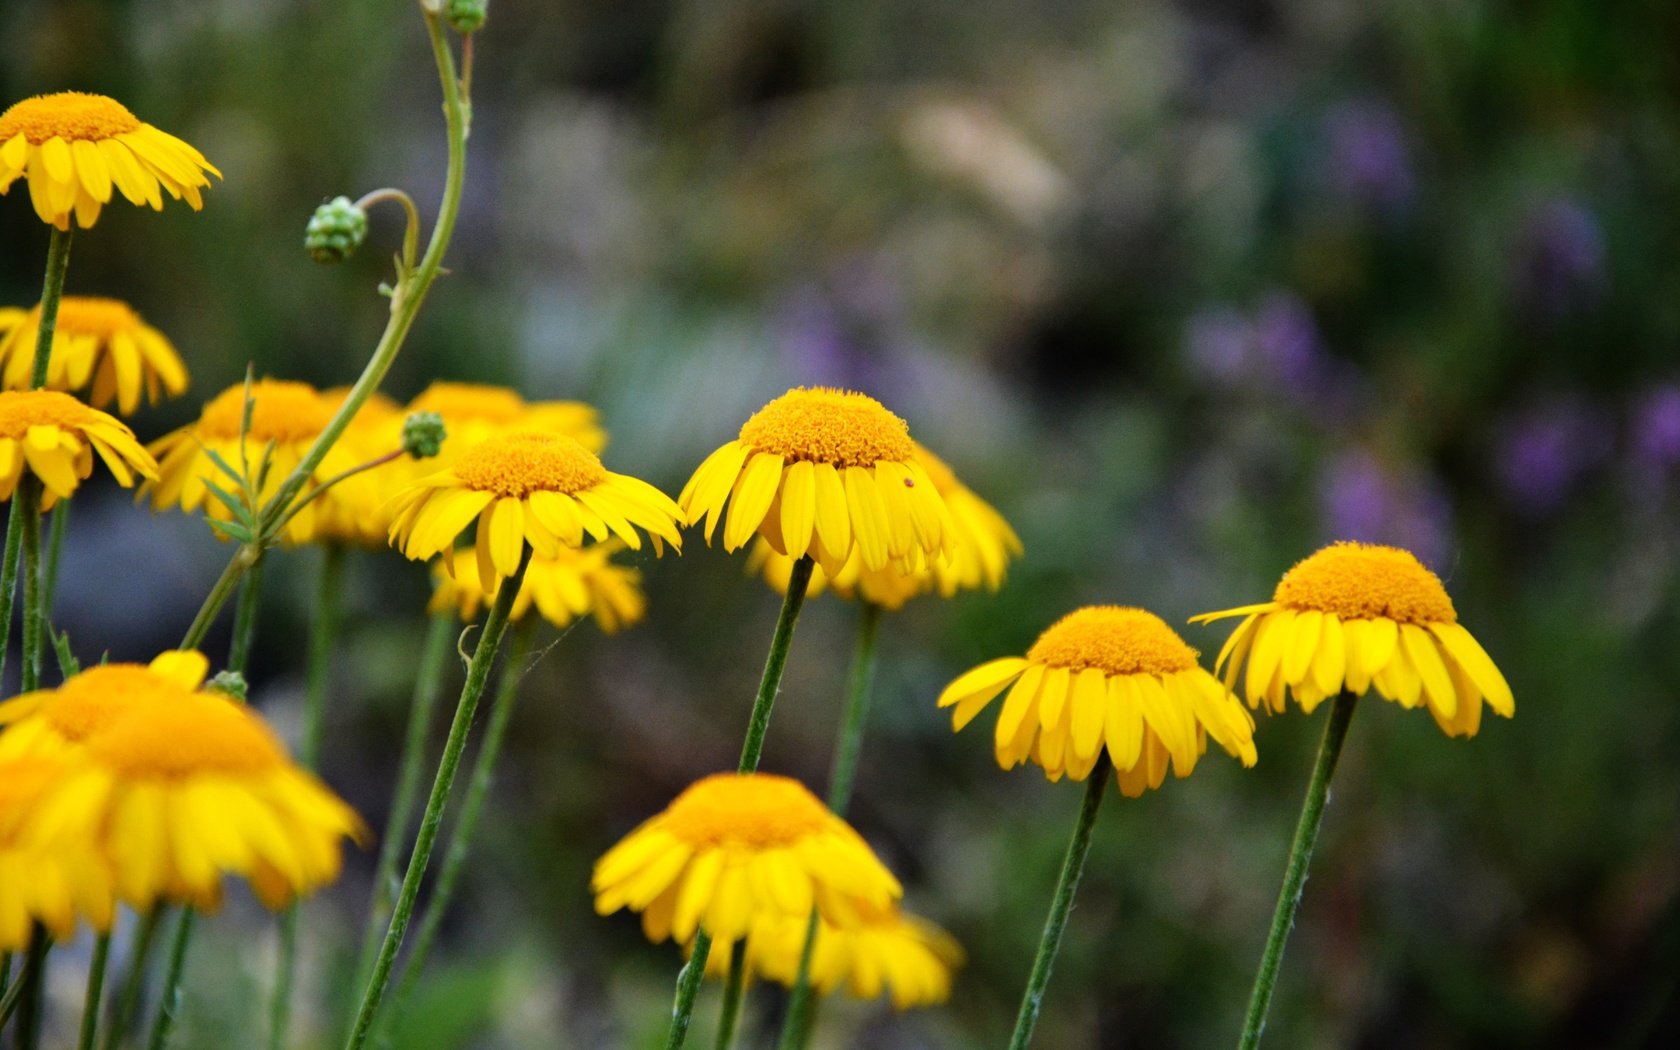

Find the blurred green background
[[4, 0, 1678, 1046]]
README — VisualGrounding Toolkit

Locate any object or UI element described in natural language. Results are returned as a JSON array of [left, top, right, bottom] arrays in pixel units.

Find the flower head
[[0, 92, 219, 229], [429, 540, 646, 632], [0, 753, 115, 949], [143, 379, 386, 546], [939, 606, 1257, 797], [388, 430, 681, 589], [0, 389, 157, 507], [0, 297, 189, 415], [405, 381, 606, 459], [0, 650, 208, 760], [592, 772, 902, 945], [680, 388, 956, 575], [1192, 543, 1514, 737]]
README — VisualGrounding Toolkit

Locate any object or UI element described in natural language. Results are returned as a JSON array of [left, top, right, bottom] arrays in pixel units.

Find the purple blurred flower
[[1253, 293, 1326, 389], [1493, 399, 1613, 514], [1319, 448, 1454, 569], [1512, 197, 1606, 319], [1326, 101, 1416, 214], [1633, 385, 1680, 467], [1186, 306, 1252, 384], [1184, 292, 1330, 399]]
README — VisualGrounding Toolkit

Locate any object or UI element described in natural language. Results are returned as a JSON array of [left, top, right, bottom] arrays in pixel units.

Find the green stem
[[145, 909, 194, 1050], [1008, 755, 1112, 1050], [354, 613, 455, 993], [0, 498, 18, 693], [1237, 691, 1359, 1050], [77, 933, 111, 1050], [178, 548, 255, 651], [14, 926, 49, 1049], [20, 479, 44, 692], [103, 909, 161, 1050], [43, 501, 68, 616], [29, 227, 73, 387], [713, 940, 749, 1050], [735, 556, 813, 773], [373, 620, 536, 1045], [666, 556, 814, 1050], [177, 6, 472, 644], [340, 550, 530, 1050], [777, 600, 883, 1050], [268, 546, 345, 1050], [0, 948, 29, 1028]]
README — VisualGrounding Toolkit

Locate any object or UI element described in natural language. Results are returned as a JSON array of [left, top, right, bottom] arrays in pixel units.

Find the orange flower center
[[0, 389, 103, 440], [87, 692, 287, 778], [197, 380, 336, 444], [0, 92, 142, 144], [1027, 606, 1200, 676], [37, 665, 189, 742], [1273, 541, 1457, 624], [661, 773, 831, 849], [408, 382, 526, 424], [46, 296, 143, 338], [453, 431, 607, 498], [739, 387, 913, 468]]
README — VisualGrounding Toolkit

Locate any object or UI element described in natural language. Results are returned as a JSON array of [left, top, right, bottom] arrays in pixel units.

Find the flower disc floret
[[680, 388, 956, 574], [453, 432, 608, 497], [0, 389, 157, 506], [0, 651, 209, 759], [0, 296, 190, 414], [1192, 541, 1514, 737], [592, 772, 902, 945], [938, 605, 1257, 797], [0, 92, 220, 229]]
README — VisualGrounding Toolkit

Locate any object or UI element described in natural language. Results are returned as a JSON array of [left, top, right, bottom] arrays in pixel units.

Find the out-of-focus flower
[[1325, 100, 1416, 214], [1512, 197, 1606, 319], [0, 754, 114, 949], [0, 389, 157, 507], [900, 99, 1070, 227], [1492, 398, 1611, 515], [592, 772, 902, 945], [429, 540, 645, 632], [1183, 293, 1330, 400], [1318, 448, 1454, 570], [1193, 542, 1514, 737], [0, 91, 219, 229], [0, 297, 189, 414], [938, 606, 1256, 797], [1632, 385, 1680, 468], [403, 381, 606, 463], [0, 650, 208, 760]]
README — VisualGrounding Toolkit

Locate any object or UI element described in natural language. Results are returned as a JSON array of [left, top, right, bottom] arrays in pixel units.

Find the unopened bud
[[208, 670, 248, 702], [446, 0, 488, 33], [402, 412, 448, 459], [305, 196, 368, 264]]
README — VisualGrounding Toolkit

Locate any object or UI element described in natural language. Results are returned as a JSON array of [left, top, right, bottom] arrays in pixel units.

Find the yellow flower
[[705, 905, 963, 1010], [0, 650, 209, 760], [938, 606, 1258, 797], [1190, 542, 1515, 737], [748, 441, 1022, 609], [0, 91, 220, 229], [592, 772, 902, 945], [311, 388, 406, 546], [0, 753, 115, 950], [429, 540, 646, 632], [0, 389, 157, 507], [0, 297, 190, 414], [387, 430, 682, 590], [679, 388, 956, 575], [405, 381, 607, 459], [143, 379, 385, 546], [25, 687, 363, 910]]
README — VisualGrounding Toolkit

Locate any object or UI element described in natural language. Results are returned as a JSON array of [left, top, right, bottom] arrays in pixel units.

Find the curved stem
[[713, 940, 749, 1050], [29, 226, 73, 387], [269, 545, 346, 1050], [736, 556, 813, 773], [265, 451, 403, 545], [373, 619, 536, 1044], [77, 933, 111, 1050], [1237, 691, 1359, 1050], [351, 190, 422, 271], [354, 613, 455, 992], [777, 600, 883, 1049], [102, 909, 161, 1050], [340, 550, 530, 1050], [179, 6, 472, 643], [145, 909, 194, 1050], [1008, 755, 1111, 1050]]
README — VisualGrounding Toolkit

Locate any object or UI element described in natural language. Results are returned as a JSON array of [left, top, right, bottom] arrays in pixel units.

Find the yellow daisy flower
[[428, 540, 646, 633], [938, 606, 1258, 797], [312, 388, 406, 545], [0, 389, 157, 507], [748, 440, 1022, 609], [1191, 541, 1515, 737], [706, 905, 963, 1010], [0, 649, 210, 760], [679, 388, 956, 576], [26, 688, 364, 910], [0, 296, 190, 414], [143, 379, 385, 546], [0, 753, 116, 950], [386, 430, 682, 590], [0, 91, 220, 229], [592, 772, 903, 946], [405, 381, 607, 458]]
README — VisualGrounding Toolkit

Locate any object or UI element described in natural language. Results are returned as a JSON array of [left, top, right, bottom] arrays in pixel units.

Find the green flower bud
[[208, 670, 249, 702], [305, 196, 368, 264], [446, 0, 488, 33], [402, 411, 448, 459]]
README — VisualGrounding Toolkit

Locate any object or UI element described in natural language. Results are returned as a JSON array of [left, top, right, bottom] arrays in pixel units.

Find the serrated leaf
[[209, 519, 254, 544]]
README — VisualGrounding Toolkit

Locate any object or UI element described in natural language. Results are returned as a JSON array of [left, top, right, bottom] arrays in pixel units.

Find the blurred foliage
[[4, 0, 1679, 1046]]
